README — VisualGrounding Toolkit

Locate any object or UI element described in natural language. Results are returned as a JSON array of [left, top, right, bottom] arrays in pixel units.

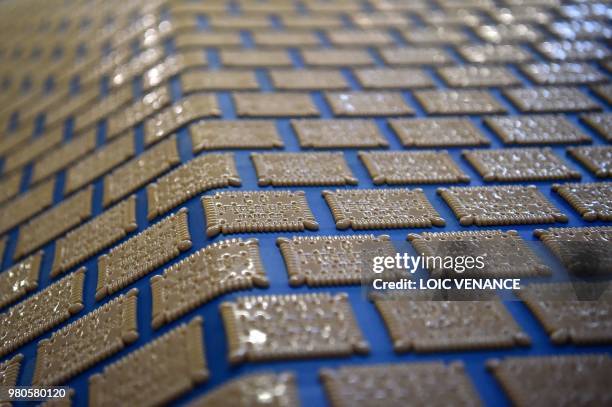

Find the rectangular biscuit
[[462, 147, 581, 182], [438, 185, 568, 226], [0, 170, 21, 205], [168, 2, 226, 13], [209, 15, 271, 29], [408, 230, 550, 278], [220, 50, 292, 67], [103, 136, 180, 207], [321, 362, 480, 407], [592, 83, 612, 104], [283, 15, 344, 29], [374, 295, 530, 352], [359, 151, 469, 184], [534, 226, 611, 277], [277, 234, 397, 287], [390, 118, 489, 147], [351, 11, 412, 28], [0, 269, 85, 358], [174, 32, 242, 48], [552, 182, 612, 221], [503, 86, 601, 113], [202, 190, 319, 237], [144, 94, 221, 146], [31, 130, 97, 183], [567, 146, 611, 178], [32, 289, 138, 386], [325, 91, 414, 116], [233, 93, 319, 117], [188, 372, 297, 407], [269, 69, 349, 90], [181, 71, 259, 93], [581, 113, 612, 142], [517, 282, 612, 345], [89, 317, 208, 407], [253, 31, 320, 47], [65, 133, 135, 194], [476, 23, 542, 43], [220, 293, 368, 364], [402, 26, 469, 44], [457, 44, 533, 64], [487, 354, 611, 407], [520, 62, 607, 85], [106, 86, 172, 140], [353, 68, 434, 89], [485, 115, 591, 145], [0, 251, 42, 309], [0, 178, 55, 236], [437, 65, 520, 87], [548, 20, 611, 40], [96, 208, 191, 300], [52, 196, 137, 277], [535, 40, 609, 61], [292, 119, 388, 148], [323, 188, 445, 229], [191, 120, 284, 151], [14, 186, 93, 260], [489, 5, 552, 24], [251, 152, 357, 186], [301, 49, 375, 67], [151, 238, 268, 328], [147, 153, 240, 220], [414, 89, 506, 114], [327, 29, 395, 46], [378, 47, 453, 66]]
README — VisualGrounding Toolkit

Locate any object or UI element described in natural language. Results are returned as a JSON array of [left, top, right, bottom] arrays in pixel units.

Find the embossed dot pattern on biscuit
[[0, 0, 610, 405]]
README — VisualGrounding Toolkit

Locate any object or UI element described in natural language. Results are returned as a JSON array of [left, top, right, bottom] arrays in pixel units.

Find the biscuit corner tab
[[219, 302, 247, 365], [186, 316, 209, 383], [95, 255, 110, 301], [176, 208, 193, 251], [202, 196, 222, 237], [68, 267, 87, 314], [121, 288, 139, 344]]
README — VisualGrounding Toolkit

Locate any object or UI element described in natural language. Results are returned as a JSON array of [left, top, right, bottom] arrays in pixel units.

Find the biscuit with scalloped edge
[[320, 361, 480, 407], [359, 151, 470, 184], [438, 185, 568, 226], [374, 294, 530, 352], [408, 230, 550, 278], [517, 282, 612, 345], [553, 182, 612, 221], [188, 372, 298, 407], [202, 191, 318, 237], [251, 152, 357, 186], [567, 146, 611, 178], [487, 354, 612, 407], [323, 188, 445, 230], [220, 293, 369, 364], [462, 147, 581, 182], [277, 234, 397, 286]]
